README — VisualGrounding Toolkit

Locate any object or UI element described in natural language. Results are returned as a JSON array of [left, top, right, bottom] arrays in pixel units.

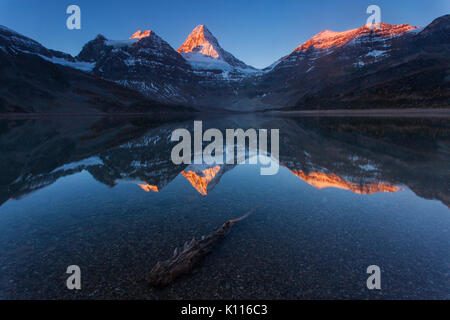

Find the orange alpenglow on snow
[[130, 30, 152, 39], [293, 23, 418, 52], [289, 170, 401, 194], [181, 166, 221, 196], [138, 183, 159, 192], [177, 25, 220, 58]]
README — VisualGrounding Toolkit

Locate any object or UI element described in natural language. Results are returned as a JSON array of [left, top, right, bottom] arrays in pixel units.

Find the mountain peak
[[177, 24, 220, 58], [130, 29, 152, 39], [181, 166, 222, 196], [193, 24, 211, 34], [294, 22, 419, 52], [177, 24, 255, 73], [95, 34, 107, 41]]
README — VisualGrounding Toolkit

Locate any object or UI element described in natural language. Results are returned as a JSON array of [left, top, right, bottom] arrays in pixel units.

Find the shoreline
[[267, 108, 450, 117], [1, 108, 450, 119]]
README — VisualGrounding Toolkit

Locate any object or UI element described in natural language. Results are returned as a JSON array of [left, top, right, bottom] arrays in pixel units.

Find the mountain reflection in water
[[287, 169, 402, 195], [2, 115, 445, 206], [0, 115, 448, 299]]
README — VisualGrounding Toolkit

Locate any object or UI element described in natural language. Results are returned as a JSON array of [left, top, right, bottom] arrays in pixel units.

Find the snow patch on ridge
[[183, 52, 234, 71], [366, 50, 388, 57], [51, 156, 103, 173], [39, 55, 96, 72]]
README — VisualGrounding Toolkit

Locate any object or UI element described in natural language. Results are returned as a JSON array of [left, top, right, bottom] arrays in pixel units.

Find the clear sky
[[1, 0, 448, 68]]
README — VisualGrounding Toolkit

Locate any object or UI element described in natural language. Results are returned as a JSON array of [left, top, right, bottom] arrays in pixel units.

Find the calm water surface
[[0, 115, 448, 299]]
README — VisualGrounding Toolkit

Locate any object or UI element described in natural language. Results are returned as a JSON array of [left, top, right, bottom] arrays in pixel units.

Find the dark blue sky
[[1, 0, 448, 68]]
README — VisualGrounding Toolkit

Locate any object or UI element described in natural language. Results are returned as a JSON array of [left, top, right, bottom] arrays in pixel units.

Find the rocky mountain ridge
[[1, 14, 449, 111]]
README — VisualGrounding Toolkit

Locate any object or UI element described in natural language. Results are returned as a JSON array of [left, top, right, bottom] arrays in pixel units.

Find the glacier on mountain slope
[[51, 156, 104, 173], [182, 52, 260, 74], [175, 51, 234, 71], [38, 54, 96, 72], [366, 50, 388, 57]]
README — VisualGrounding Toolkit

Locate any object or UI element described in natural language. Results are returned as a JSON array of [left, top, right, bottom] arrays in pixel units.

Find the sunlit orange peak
[[130, 30, 152, 39], [177, 25, 220, 58], [181, 166, 221, 196], [292, 23, 418, 52], [138, 183, 159, 192], [290, 170, 401, 194]]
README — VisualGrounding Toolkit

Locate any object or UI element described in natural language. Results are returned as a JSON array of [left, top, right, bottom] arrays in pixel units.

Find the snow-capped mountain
[[178, 25, 258, 75], [293, 23, 418, 52], [1, 14, 449, 111], [275, 22, 419, 70], [254, 17, 449, 109], [75, 26, 262, 107], [0, 25, 94, 72], [76, 30, 200, 104], [0, 25, 191, 113], [0, 25, 67, 58]]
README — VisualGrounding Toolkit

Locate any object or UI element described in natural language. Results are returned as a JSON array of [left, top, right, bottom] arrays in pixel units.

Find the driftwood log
[[146, 206, 258, 287]]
